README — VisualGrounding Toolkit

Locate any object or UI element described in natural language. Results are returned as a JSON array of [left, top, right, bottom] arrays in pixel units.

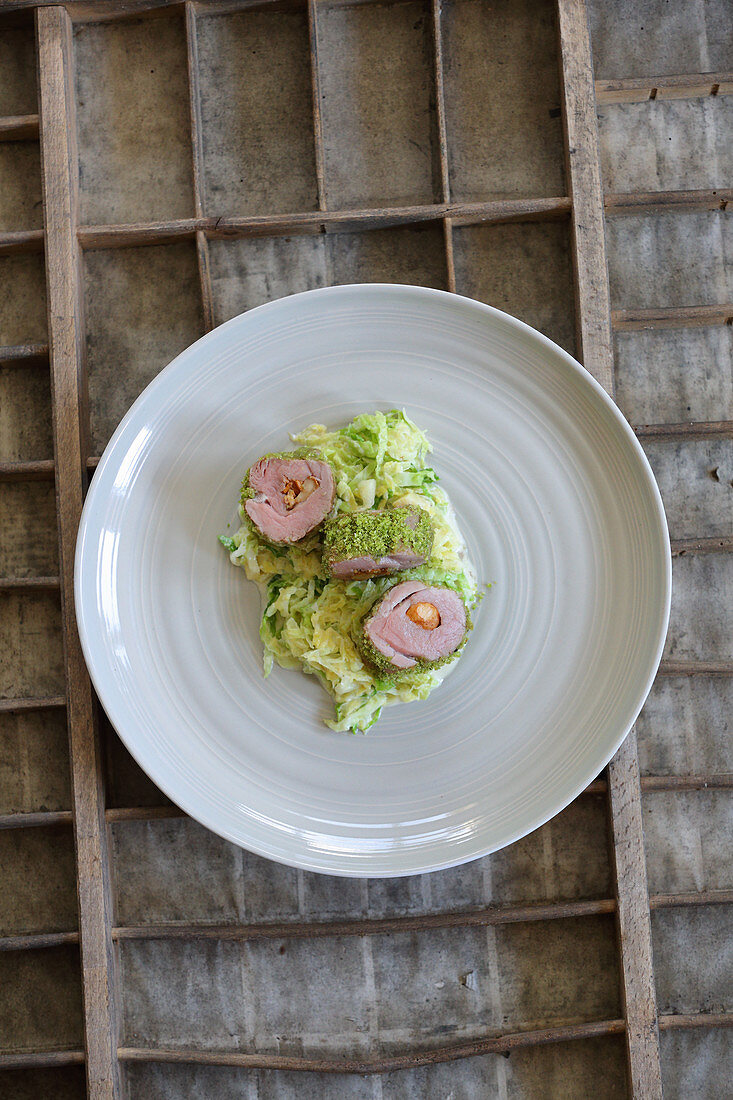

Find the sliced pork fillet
[[323, 506, 433, 580], [242, 450, 336, 544], [359, 579, 468, 674]]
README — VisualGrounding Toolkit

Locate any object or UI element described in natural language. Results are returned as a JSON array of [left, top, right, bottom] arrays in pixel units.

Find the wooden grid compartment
[[0, 0, 730, 1097]]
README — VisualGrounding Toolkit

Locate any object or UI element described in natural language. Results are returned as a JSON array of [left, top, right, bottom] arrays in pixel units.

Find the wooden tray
[[0, 1, 730, 1097]]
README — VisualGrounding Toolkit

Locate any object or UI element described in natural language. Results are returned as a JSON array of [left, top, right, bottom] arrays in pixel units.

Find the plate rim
[[74, 283, 672, 877]]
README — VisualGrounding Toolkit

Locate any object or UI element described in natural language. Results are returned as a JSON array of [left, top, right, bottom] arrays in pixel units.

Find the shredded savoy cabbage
[[220, 409, 479, 732]]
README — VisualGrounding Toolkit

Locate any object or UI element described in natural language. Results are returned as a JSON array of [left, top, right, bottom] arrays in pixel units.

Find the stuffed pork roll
[[358, 579, 468, 673], [242, 450, 335, 544]]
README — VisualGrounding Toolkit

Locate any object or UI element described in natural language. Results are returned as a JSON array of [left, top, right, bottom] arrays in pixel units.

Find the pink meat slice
[[245, 457, 335, 543], [331, 550, 425, 579], [365, 581, 466, 669]]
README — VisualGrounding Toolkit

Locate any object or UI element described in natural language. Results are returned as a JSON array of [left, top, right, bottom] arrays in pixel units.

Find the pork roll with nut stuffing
[[241, 450, 336, 544], [358, 579, 468, 674], [322, 506, 434, 580]]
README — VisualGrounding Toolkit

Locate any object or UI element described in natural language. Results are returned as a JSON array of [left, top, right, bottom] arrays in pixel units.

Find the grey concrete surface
[[84, 242, 204, 452], [197, 8, 318, 217], [74, 13, 195, 225], [443, 0, 565, 200]]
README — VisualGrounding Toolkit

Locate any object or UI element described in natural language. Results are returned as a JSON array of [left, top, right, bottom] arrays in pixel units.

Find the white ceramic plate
[[75, 284, 670, 877]]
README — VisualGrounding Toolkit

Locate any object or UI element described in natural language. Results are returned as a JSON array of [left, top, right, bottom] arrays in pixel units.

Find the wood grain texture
[[635, 420, 733, 441], [0, 341, 48, 362], [613, 304, 733, 330], [608, 731, 664, 1098], [117, 1018, 628, 1073], [184, 3, 214, 332], [605, 188, 733, 216], [0, 229, 44, 256], [75, 197, 572, 248], [0, 113, 39, 141], [35, 8, 119, 1097], [430, 0, 456, 291], [0, 930, 80, 951], [557, 0, 613, 391], [658, 1012, 733, 1030], [596, 72, 733, 104], [659, 660, 733, 675], [0, 809, 73, 829], [0, 1050, 85, 1069], [112, 898, 618, 942], [307, 0, 327, 212], [557, 1, 663, 1095]]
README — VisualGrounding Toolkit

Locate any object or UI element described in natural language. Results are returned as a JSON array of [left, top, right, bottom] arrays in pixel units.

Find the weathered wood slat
[[117, 1019, 628, 1073], [0, 228, 45, 255], [0, 342, 49, 363], [306, 0, 327, 212], [0, 888, 725, 957], [0, 930, 79, 952], [0, 113, 40, 141], [613, 305, 733, 330], [0, 809, 73, 829], [605, 189, 733, 216], [649, 890, 733, 909], [0, 459, 55, 482], [111, 1012, 733, 1072], [596, 72, 733, 104], [75, 197, 572, 248], [109, 888, 731, 944], [671, 536, 733, 556], [557, 1, 663, 1095], [634, 421, 733, 441], [607, 731, 664, 1098], [557, 0, 614, 392], [105, 805, 184, 823], [0, 1050, 86, 1069], [0, 575, 60, 590], [658, 1013, 733, 1031], [0, 695, 65, 714], [184, 2, 214, 333], [112, 899, 618, 943], [642, 774, 733, 791], [36, 9, 120, 1098], [430, 0, 456, 292], [659, 660, 733, 676]]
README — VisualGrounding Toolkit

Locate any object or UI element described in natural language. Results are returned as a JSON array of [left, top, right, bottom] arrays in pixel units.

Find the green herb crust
[[322, 506, 434, 573]]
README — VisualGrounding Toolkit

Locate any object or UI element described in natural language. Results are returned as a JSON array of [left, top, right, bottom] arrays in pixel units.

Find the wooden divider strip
[[605, 188, 732, 216], [0, 342, 49, 362], [0, 228, 45, 254], [117, 1019, 628, 1073], [613, 304, 733, 330], [36, 8, 119, 1097], [184, 1, 215, 332], [596, 72, 733, 103], [557, 0, 614, 391], [306, 0, 328, 213], [112, 1010, 733, 1071], [557, 1, 663, 1095], [0, 809, 73, 829], [0, 113, 40, 140], [75, 196, 572, 248], [635, 420, 733, 441], [430, 0, 456, 291]]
